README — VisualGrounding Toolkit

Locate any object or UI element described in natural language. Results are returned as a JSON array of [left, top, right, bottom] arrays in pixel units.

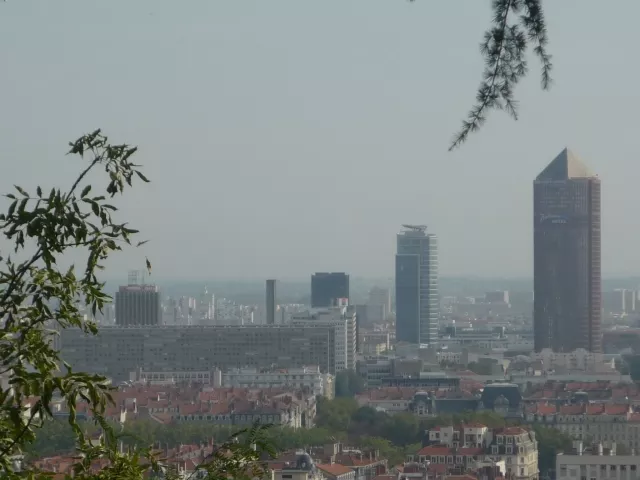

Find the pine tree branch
[[448, 0, 552, 150]]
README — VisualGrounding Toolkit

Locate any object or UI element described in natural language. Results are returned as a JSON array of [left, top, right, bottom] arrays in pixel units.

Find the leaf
[[136, 240, 149, 247], [14, 185, 28, 197], [36, 186, 42, 197], [81, 185, 92, 198], [135, 171, 150, 183], [7, 200, 16, 217]]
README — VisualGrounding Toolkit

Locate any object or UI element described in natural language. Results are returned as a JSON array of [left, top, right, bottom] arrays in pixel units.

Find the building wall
[[534, 175, 601, 352], [266, 280, 277, 325], [115, 285, 161, 326], [396, 227, 438, 346], [289, 308, 356, 372], [557, 453, 640, 480], [60, 324, 337, 382], [311, 273, 349, 308]]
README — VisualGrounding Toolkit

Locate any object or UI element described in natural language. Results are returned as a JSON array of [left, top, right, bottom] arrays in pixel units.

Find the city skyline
[[2, 2, 640, 279]]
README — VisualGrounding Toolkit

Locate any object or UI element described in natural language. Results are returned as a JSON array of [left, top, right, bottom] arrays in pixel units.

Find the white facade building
[[557, 443, 640, 480], [219, 366, 333, 398], [289, 307, 357, 372], [531, 348, 616, 373]]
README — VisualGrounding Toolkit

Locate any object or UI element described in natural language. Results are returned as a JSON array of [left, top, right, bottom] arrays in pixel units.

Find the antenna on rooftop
[[128, 270, 140, 286], [127, 269, 147, 286]]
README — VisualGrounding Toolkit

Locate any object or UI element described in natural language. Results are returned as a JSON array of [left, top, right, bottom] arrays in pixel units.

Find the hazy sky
[[1, 1, 638, 280]]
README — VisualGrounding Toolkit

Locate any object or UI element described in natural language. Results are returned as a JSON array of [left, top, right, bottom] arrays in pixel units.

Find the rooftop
[[536, 147, 595, 181]]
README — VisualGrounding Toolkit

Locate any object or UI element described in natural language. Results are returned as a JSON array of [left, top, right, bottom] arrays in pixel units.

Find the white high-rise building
[[289, 307, 357, 372], [198, 287, 215, 324]]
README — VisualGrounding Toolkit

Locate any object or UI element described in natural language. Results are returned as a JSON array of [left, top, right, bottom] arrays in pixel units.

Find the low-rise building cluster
[[403, 424, 539, 480], [29, 384, 317, 430]]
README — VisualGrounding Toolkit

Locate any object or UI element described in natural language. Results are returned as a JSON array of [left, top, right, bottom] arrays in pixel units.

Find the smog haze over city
[[5, 2, 640, 479], [2, 1, 640, 280]]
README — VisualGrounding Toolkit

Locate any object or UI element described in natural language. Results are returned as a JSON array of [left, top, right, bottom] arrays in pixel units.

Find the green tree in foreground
[[0, 131, 274, 479]]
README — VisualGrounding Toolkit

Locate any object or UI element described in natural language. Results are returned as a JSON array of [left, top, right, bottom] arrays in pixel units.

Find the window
[[507, 447, 513, 454], [492, 446, 498, 454]]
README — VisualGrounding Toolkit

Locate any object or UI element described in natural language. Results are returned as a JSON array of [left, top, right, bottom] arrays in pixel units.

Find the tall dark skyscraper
[[115, 284, 162, 326], [311, 272, 349, 308], [534, 148, 602, 353], [395, 225, 438, 345], [266, 279, 277, 325]]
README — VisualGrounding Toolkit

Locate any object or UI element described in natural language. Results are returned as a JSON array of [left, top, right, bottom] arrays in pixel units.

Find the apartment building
[[115, 284, 161, 326], [59, 324, 338, 382], [526, 403, 640, 451], [412, 424, 538, 480], [289, 307, 357, 372], [530, 349, 615, 374], [557, 442, 640, 480], [219, 366, 334, 398]]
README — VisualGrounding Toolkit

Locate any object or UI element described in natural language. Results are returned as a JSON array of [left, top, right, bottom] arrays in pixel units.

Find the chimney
[[598, 443, 603, 456], [573, 441, 583, 455]]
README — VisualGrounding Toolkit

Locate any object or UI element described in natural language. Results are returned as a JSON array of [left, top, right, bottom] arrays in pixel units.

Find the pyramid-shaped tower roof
[[536, 148, 594, 181]]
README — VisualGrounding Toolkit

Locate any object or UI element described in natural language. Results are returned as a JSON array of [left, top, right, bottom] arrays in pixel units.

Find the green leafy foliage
[[0, 131, 274, 479], [27, 401, 571, 474], [531, 424, 573, 474]]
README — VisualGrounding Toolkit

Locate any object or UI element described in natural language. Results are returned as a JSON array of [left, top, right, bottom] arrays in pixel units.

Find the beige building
[[531, 349, 615, 373], [60, 324, 340, 382], [414, 425, 538, 480], [526, 404, 640, 451], [219, 366, 334, 399], [557, 442, 640, 480]]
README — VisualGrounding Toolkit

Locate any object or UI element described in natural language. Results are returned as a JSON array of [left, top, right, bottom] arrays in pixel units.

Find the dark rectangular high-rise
[[266, 279, 277, 325], [534, 148, 602, 353], [311, 272, 349, 308], [115, 284, 161, 326]]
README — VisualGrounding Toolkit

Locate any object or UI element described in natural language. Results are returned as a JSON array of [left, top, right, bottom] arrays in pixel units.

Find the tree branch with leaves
[[444, 0, 552, 150], [0, 131, 274, 479]]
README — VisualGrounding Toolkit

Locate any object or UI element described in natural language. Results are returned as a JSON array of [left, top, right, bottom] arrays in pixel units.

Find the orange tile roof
[[317, 463, 355, 476], [498, 427, 528, 435], [416, 446, 452, 456]]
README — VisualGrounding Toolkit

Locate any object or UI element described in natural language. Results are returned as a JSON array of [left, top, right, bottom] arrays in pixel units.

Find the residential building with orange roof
[[525, 401, 640, 450], [316, 463, 356, 480], [410, 424, 538, 480]]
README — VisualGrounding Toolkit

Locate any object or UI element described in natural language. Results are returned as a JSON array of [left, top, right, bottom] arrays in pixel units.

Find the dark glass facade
[[395, 226, 438, 345], [311, 272, 349, 308], [266, 279, 277, 325], [533, 149, 602, 352]]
